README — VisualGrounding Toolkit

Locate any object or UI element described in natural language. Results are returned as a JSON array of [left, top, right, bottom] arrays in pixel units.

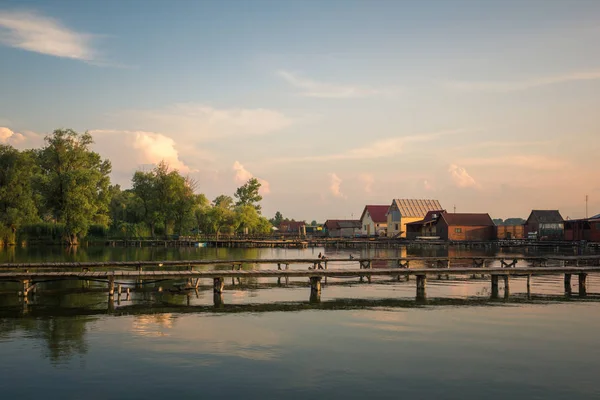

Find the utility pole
[[586, 195, 588, 219], [453, 204, 456, 213]]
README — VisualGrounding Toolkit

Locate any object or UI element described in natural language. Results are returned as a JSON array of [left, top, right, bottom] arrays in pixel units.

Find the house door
[[367, 225, 371, 236]]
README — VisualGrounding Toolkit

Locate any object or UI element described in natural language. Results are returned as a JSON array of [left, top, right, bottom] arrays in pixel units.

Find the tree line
[[0, 129, 271, 245]]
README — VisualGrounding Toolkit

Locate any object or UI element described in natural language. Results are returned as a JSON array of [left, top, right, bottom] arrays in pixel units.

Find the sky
[[1, 0, 599, 221]]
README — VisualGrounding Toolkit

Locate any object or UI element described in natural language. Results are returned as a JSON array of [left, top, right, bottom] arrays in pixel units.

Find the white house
[[359, 205, 389, 236]]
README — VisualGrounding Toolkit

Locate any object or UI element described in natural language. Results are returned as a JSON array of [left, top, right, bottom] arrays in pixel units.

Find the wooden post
[[564, 273, 572, 294], [578, 273, 587, 296], [491, 275, 499, 298], [502, 275, 510, 298], [213, 293, 224, 308], [526, 275, 531, 296], [309, 276, 322, 303], [213, 277, 224, 294], [108, 275, 115, 297], [21, 280, 30, 297], [416, 274, 426, 300]]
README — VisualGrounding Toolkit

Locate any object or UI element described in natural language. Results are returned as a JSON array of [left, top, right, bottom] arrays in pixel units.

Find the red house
[[564, 214, 600, 242], [406, 210, 496, 241]]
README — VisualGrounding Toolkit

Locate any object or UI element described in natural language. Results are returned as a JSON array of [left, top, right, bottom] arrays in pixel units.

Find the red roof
[[324, 219, 361, 229], [441, 213, 494, 226], [360, 205, 389, 224]]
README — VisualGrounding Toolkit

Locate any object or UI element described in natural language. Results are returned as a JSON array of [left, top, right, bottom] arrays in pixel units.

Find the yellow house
[[386, 199, 443, 238]]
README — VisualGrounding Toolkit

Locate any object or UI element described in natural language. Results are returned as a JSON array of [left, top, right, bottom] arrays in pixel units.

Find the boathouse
[[386, 199, 442, 238], [406, 210, 496, 241], [324, 220, 361, 238], [359, 205, 389, 237], [564, 214, 600, 242], [278, 220, 307, 236], [524, 210, 564, 240], [496, 224, 525, 240]]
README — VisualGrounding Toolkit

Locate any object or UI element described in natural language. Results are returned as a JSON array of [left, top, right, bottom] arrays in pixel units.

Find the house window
[[364, 225, 367, 230], [455, 227, 462, 233], [376, 224, 379, 227], [395, 224, 399, 230]]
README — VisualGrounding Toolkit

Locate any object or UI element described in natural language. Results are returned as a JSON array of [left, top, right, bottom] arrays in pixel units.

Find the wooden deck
[[1, 255, 600, 304]]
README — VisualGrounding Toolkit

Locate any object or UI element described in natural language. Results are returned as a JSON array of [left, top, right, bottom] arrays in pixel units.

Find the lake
[[1, 245, 599, 399]]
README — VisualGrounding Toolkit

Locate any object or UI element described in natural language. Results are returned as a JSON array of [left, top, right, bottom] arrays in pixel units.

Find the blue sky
[[1, 0, 599, 221]]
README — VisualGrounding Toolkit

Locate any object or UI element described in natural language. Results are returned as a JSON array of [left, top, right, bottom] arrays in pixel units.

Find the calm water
[[1, 245, 599, 399]]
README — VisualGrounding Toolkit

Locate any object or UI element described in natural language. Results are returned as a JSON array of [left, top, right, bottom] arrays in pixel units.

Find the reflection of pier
[[1, 255, 599, 306]]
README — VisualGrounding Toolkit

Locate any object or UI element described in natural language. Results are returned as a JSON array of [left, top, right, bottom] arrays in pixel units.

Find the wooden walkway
[[2, 255, 600, 304]]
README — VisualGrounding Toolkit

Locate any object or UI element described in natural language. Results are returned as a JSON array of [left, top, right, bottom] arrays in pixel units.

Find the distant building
[[359, 205, 389, 236], [278, 221, 306, 235], [406, 210, 496, 241], [324, 220, 361, 238], [386, 199, 442, 238], [564, 213, 600, 242], [524, 210, 564, 240], [496, 225, 525, 240]]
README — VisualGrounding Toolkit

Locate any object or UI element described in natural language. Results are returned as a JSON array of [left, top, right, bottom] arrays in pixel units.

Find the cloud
[[115, 103, 292, 142], [458, 155, 568, 171], [267, 129, 463, 164], [278, 70, 392, 99], [232, 161, 271, 195], [0, 127, 44, 148], [358, 173, 374, 194], [448, 164, 478, 188], [328, 173, 346, 198], [423, 180, 435, 191], [0, 127, 25, 145], [89, 130, 197, 183], [446, 69, 600, 93], [0, 10, 96, 61]]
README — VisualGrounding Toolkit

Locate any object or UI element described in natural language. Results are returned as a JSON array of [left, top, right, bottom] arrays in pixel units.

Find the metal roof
[[391, 199, 442, 218], [527, 210, 564, 223], [441, 213, 494, 226]]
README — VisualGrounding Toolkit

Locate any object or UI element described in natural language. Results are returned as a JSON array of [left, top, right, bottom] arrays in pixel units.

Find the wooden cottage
[[386, 198, 442, 238], [324, 220, 361, 238], [359, 205, 389, 237], [524, 210, 564, 240], [406, 210, 496, 241], [564, 213, 600, 242]]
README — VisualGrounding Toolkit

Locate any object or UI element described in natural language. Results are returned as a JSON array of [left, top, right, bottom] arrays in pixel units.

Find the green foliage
[[36, 129, 112, 244], [234, 177, 263, 213], [0, 145, 41, 243], [310, 220, 318, 226], [270, 211, 283, 226], [213, 195, 234, 209]]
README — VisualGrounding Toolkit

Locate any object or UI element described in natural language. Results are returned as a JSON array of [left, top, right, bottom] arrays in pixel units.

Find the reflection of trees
[[0, 316, 94, 364]]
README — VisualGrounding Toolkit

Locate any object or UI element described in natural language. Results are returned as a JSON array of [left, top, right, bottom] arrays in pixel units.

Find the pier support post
[[502, 275, 510, 298], [564, 274, 572, 295], [416, 275, 427, 300], [579, 273, 587, 296], [213, 277, 224, 294], [213, 293, 224, 308], [108, 275, 115, 297], [20, 280, 31, 297], [527, 275, 531, 297], [309, 276, 322, 302], [491, 275, 499, 298]]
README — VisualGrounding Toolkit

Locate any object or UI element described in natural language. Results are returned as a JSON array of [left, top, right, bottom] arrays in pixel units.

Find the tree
[[270, 211, 283, 226], [234, 177, 262, 213], [132, 170, 160, 237], [310, 220, 317, 226], [213, 195, 234, 210], [36, 129, 111, 245], [0, 146, 40, 243]]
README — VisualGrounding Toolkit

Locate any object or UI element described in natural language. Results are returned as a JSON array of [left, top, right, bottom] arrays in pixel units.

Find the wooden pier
[[1, 255, 600, 306]]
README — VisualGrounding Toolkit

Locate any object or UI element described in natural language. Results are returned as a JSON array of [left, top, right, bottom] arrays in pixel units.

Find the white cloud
[[358, 173, 374, 194], [232, 161, 271, 195], [116, 103, 292, 142], [278, 70, 392, 99], [0, 127, 25, 145], [267, 129, 463, 164], [89, 130, 196, 181], [0, 10, 96, 61], [448, 164, 478, 188], [446, 69, 600, 93], [423, 180, 435, 191], [0, 127, 44, 148], [328, 173, 346, 198]]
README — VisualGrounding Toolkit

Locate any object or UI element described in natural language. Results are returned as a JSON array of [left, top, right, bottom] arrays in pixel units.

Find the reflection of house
[[406, 210, 496, 241], [359, 205, 389, 236], [324, 220, 361, 237], [386, 199, 442, 238], [524, 210, 564, 240], [278, 221, 306, 235], [564, 214, 600, 242], [496, 225, 525, 239]]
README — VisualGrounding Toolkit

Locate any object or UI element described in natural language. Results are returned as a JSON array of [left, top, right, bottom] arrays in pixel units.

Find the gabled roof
[[527, 210, 564, 223], [405, 210, 447, 226], [440, 213, 494, 227], [360, 205, 389, 223], [389, 199, 442, 218], [324, 219, 361, 229]]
